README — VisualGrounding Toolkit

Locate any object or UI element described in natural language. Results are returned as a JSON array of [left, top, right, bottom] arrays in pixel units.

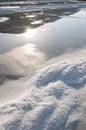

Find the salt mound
[[0, 58, 86, 130]]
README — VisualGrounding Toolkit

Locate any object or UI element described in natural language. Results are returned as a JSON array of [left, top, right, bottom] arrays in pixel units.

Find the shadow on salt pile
[[0, 72, 24, 85]]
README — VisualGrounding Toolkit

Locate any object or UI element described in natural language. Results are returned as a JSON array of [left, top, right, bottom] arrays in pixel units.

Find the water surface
[[0, 9, 86, 58]]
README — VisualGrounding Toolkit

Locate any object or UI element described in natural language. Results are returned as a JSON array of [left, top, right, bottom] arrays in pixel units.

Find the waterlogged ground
[[0, 0, 86, 130]]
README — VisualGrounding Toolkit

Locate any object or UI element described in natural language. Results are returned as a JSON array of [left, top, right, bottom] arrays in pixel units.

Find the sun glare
[[23, 29, 37, 38]]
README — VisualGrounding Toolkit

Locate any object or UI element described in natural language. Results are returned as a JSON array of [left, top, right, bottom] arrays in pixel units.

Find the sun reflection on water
[[23, 29, 37, 39], [23, 27, 52, 39]]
